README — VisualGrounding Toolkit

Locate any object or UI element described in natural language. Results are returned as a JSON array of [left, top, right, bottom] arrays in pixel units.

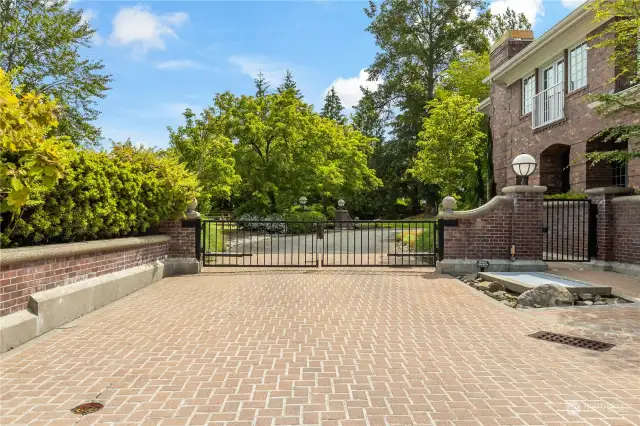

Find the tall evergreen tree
[[254, 72, 270, 97], [276, 70, 303, 99], [351, 88, 386, 145], [0, 0, 112, 146], [321, 86, 345, 124], [488, 7, 532, 42]]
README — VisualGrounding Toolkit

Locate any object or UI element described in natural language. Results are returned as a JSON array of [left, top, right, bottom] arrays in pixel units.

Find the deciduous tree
[[0, 0, 112, 145]]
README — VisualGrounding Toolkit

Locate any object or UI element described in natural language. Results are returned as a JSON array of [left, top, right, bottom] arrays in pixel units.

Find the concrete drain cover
[[529, 331, 615, 352], [71, 402, 104, 415]]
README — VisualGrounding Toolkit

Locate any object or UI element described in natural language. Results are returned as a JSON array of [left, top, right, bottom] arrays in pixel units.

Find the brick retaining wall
[[612, 196, 640, 265], [0, 237, 170, 317]]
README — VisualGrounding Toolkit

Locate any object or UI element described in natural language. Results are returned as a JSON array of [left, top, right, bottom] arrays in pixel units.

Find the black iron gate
[[199, 219, 438, 267], [543, 199, 596, 262]]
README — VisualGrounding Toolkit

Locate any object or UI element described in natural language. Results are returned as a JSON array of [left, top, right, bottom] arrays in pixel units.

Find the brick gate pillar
[[157, 199, 202, 274], [585, 187, 635, 265], [502, 186, 547, 261]]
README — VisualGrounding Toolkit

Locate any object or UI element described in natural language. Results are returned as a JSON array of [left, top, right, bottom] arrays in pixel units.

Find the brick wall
[[490, 23, 640, 193], [612, 197, 640, 265], [440, 188, 546, 262], [1, 241, 169, 317], [159, 220, 197, 258], [442, 199, 514, 259]]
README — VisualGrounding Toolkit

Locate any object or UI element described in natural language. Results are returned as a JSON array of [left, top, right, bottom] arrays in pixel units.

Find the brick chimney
[[490, 30, 534, 71]]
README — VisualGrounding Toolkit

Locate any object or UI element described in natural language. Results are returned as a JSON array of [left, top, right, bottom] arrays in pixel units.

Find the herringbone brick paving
[[1, 270, 639, 425]]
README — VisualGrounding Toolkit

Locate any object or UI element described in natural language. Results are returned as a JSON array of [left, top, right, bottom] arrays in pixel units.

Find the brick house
[[479, 3, 639, 194]]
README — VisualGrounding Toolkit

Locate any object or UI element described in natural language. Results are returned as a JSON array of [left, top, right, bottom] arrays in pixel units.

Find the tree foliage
[[409, 91, 485, 198], [0, 67, 72, 215], [440, 51, 490, 101], [277, 69, 303, 99], [321, 86, 346, 124], [168, 108, 241, 215], [0, 0, 112, 145], [487, 7, 532, 42], [585, 0, 640, 164], [170, 78, 382, 215]]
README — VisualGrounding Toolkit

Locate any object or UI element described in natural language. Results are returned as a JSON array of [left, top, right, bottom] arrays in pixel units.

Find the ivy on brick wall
[[1, 142, 199, 247]]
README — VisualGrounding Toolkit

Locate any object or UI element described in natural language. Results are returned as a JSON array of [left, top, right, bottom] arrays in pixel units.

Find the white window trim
[[568, 40, 588, 94], [522, 73, 535, 116], [539, 55, 565, 91]]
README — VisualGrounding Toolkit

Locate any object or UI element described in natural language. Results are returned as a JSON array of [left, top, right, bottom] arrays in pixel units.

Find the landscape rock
[[486, 282, 505, 292], [605, 298, 619, 305], [593, 300, 606, 306], [517, 284, 574, 308], [461, 274, 477, 282], [501, 300, 517, 308], [594, 295, 603, 302], [576, 300, 593, 306], [579, 293, 594, 302], [491, 291, 507, 301]]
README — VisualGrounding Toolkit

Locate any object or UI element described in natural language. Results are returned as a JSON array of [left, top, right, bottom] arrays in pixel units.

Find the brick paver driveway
[[1, 270, 639, 425]]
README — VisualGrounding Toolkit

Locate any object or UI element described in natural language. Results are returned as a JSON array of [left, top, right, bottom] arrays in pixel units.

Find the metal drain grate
[[529, 331, 615, 352], [71, 402, 104, 415]]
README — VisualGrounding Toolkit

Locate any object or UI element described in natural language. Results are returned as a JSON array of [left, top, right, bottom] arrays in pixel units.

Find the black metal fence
[[543, 199, 595, 262], [200, 219, 438, 267]]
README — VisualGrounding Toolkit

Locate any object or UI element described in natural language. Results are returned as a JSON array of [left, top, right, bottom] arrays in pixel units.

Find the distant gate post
[[158, 198, 202, 275], [436, 185, 548, 275]]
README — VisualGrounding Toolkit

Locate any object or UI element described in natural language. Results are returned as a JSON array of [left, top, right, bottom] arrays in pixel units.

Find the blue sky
[[74, 0, 586, 149]]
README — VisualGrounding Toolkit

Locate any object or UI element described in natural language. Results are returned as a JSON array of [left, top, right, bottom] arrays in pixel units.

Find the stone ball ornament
[[298, 196, 307, 206], [442, 196, 456, 212], [337, 199, 346, 209], [512, 153, 537, 185]]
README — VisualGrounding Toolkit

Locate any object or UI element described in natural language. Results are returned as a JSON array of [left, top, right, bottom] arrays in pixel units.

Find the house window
[[612, 161, 628, 187], [569, 42, 587, 92], [522, 74, 535, 115]]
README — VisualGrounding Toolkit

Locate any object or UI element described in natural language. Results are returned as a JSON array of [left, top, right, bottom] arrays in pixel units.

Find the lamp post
[[512, 154, 537, 185], [298, 196, 307, 211], [337, 199, 345, 210]]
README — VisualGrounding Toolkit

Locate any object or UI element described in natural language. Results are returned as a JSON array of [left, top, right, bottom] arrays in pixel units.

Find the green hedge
[[544, 192, 588, 201], [1, 143, 199, 247], [283, 210, 326, 234]]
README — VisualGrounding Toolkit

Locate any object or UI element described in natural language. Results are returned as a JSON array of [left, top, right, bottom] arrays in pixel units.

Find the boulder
[[516, 284, 574, 308], [461, 273, 477, 282], [486, 281, 505, 293], [593, 300, 606, 306], [501, 300, 517, 308], [605, 298, 619, 305], [491, 291, 507, 301], [594, 295, 603, 302], [579, 293, 594, 302], [576, 300, 593, 306]]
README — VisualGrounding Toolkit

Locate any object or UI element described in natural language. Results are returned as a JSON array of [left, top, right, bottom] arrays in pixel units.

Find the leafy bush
[[2, 142, 199, 247], [396, 229, 436, 252], [283, 211, 326, 234], [544, 192, 588, 201]]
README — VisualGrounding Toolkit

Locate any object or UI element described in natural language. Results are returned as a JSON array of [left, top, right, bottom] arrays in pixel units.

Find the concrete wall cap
[[1, 235, 171, 266], [438, 196, 512, 220], [611, 195, 640, 204], [501, 185, 547, 194], [584, 187, 636, 195]]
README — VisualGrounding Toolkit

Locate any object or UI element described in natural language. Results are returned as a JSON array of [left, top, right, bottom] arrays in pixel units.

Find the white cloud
[[228, 55, 290, 84], [560, 0, 586, 8], [323, 70, 381, 109], [108, 5, 188, 55], [81, 9, 96, 24], [489, 0, 544, 27], [156, 59, 206, 70]]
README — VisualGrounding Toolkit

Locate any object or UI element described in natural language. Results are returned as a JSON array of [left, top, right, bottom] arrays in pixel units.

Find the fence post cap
[[442, 196, 456, 212]]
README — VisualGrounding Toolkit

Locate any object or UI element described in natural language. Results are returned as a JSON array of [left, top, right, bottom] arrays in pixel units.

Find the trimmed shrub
[[2, 142, 199, 247], [544, 192, 588, 201], [283, 211, 326, 234]]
